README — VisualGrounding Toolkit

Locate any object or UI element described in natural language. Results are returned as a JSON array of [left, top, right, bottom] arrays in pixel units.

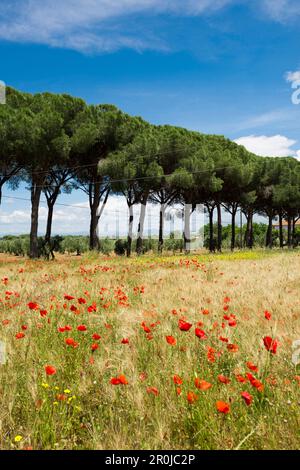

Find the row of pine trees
[[1, 87, 300, 258]]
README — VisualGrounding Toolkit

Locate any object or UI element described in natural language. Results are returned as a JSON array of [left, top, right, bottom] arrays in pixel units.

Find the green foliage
[[60, 236, 89, 255], [1, 87, 300, 257], [0, 235, 29, 256], [114, 239, 127, 256]]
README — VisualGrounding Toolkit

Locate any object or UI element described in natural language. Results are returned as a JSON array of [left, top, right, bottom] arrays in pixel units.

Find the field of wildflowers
[[0, 250, 299, 450]]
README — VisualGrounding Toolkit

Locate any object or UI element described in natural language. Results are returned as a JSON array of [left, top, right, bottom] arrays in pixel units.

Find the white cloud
[[0, 0, 232, 53], [0, 1, 299, 54], [238, 109, 293, 130], [234, 134, 300, 157], [260, 0, 300, 22], [286, 70, 300, 83]]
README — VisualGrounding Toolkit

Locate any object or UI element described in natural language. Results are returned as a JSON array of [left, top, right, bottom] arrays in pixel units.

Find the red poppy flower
[[64, 294, 75, 301], [219, 336, 229, 343], [78, 297, 86, 304], [207, 346, 216, 363], [141, 322, 151, 333], [218, 375, 231, 384], [173, 375, 183, 385], [166, 335, 176, 346], [121, 338, 129, 344], [87, 303, 97, 313], [27, 302, 38, 310], [90, 333, 100, 341], [195, 328, 207, 340], [15, 332, 25, 339], [201, 309, 210, 315], [187, 391, 198, 404], [246, 361, 258, 372], [241, 391, 253, 406], [139, 372, 147, 382], [194, 378, 212, 390], [147, 386, 159, 396], [56, 394, 67, 401], [118, 374, 128, 385], [264, 310, 272, 320], [45, 365, 56, 376], [110, 377, 120, 385], [216, 400, 230, 414], [227, 343, 239, 353], [91, 343, 99, 351], [40, 310, 48, 317], [246, 373, 264, 392], [178, 319, 192, 331], [77, 325, 87, 332], [110, 374, 128, 385], [235, 374, 248, 383], [263, 336, 278, 354], [65, 338, 79, 348]]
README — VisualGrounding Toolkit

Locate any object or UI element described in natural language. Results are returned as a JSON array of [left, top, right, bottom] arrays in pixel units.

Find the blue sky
[[1, 0, 300, 235]]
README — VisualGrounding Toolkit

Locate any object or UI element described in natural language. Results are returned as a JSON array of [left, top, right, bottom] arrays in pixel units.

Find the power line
[[1, 194, 90, 210], [0, 162, 99, 179], [0, 194, 165, 217], [27, 164, 245, 190]]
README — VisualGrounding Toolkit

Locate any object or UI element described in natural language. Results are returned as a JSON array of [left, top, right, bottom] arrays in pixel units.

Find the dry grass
[[0, 250, 300, 450]]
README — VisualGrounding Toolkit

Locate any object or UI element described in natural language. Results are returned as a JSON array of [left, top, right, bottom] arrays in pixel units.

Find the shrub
[[114, 239, 127, 256]]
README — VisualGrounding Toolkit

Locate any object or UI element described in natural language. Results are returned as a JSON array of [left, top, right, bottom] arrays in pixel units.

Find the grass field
[[0, 250, 300, 450]]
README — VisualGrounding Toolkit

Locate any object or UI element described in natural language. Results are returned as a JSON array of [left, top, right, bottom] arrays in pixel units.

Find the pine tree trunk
[[231, 207, 237, 252], [127, 204, 134, 257], [90, 210, 100, 251], [292, 217, 296, 248], [89, 182, 101, 251], [266, 212, 273, 248], [217, 203, 222, 252], [287, 216, 292, 248], [158, 203, 165, 253], [30, 181, 42, 259], [279, 213, 284, 248], [244, 213, 250, 248], [248, 210, 254, 249], [45, 203, 54, 244], [44, 202, 55, 260], [244, 209, 253, 249], [209, 207, 214, 252], [136, 194, 148, 255], [183, 204, 191, 253]]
